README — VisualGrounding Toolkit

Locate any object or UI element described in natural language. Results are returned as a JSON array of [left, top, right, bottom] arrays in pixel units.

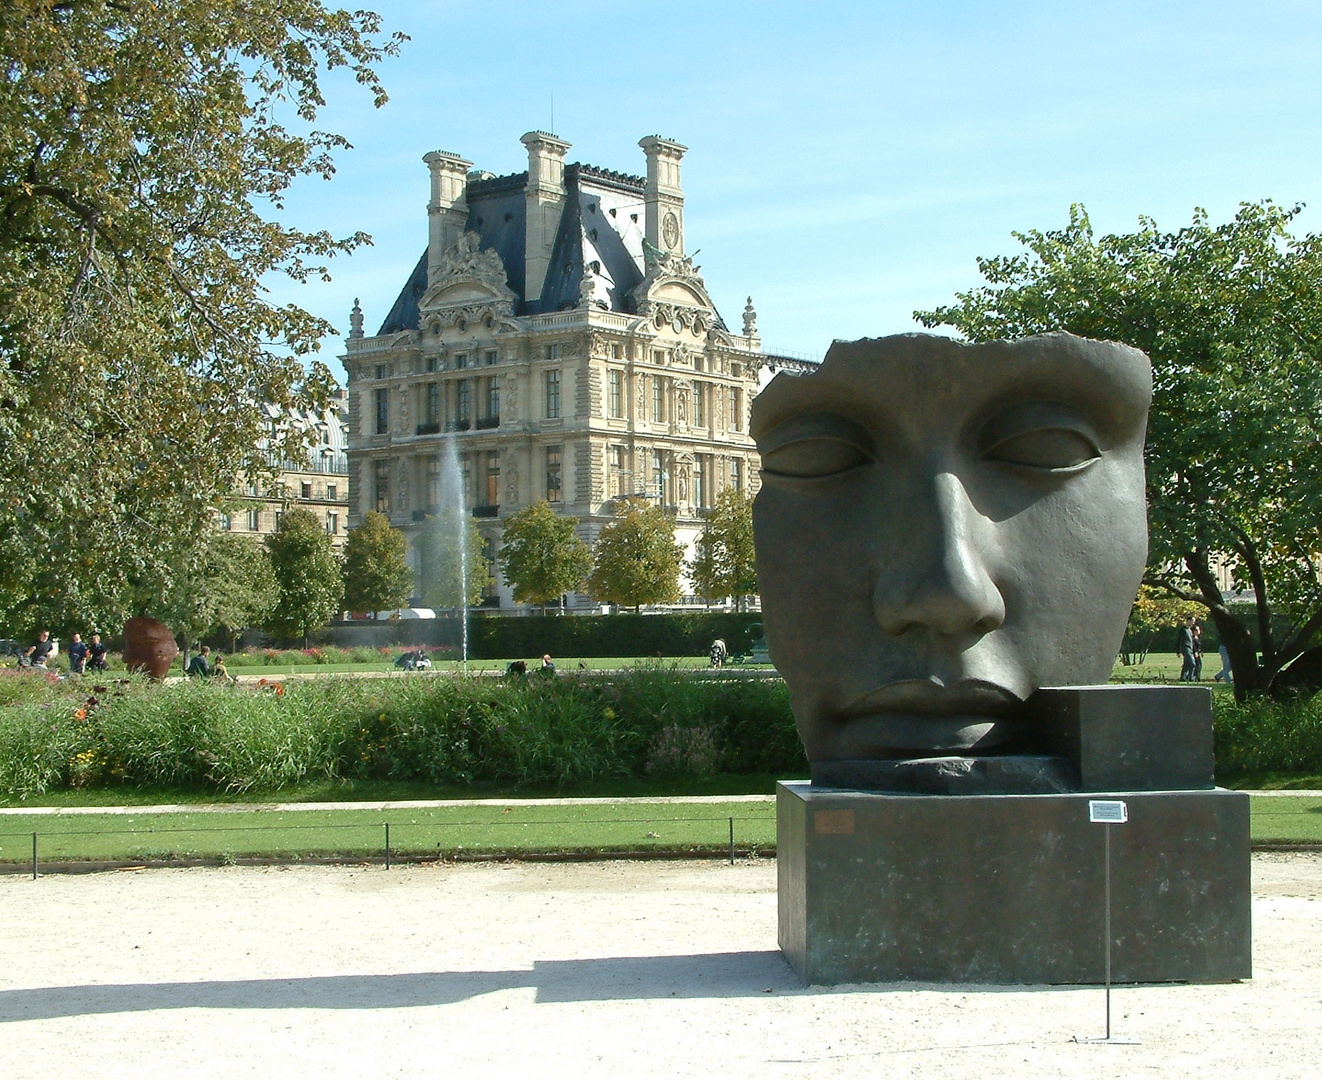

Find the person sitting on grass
[[87, 633, 108, 672], [186, 646, 212, 677], [540, 654, 556, 678], [25, 630, 54, 670], [212, 654, 236, 684]]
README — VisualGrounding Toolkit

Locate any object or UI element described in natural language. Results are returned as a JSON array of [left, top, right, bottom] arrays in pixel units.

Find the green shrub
[[0, 668, 804, 798], [1214, 695, 1322, 775], [646, 724, 721, 779]]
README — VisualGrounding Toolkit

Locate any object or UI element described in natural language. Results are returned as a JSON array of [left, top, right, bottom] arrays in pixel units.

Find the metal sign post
[[1074, 800, 1140, 1046]]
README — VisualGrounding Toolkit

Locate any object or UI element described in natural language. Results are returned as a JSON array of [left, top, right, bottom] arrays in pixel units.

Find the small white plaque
[[1089, 800, 1128, 824]]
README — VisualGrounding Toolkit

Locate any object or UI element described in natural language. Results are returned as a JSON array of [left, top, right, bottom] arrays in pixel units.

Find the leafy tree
[[342, 511, 413, 614], [1120, 585, 1204, 666], [264, 508, 343, 644], [417, 511, 493, 609], [689, 490, 758, 611], [586, 499, 684, 612], [0, 1, 402, 636], [498, 500, 592, 611], [915, 201, 1322, 699], [158, 531, 277, 661]]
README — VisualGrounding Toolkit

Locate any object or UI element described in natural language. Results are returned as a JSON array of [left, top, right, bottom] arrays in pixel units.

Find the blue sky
[[270, 0, 1322, 381]]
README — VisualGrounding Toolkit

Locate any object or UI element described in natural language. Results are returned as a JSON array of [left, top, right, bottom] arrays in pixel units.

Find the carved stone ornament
[[504, 448, 519, 497], [631, 242, 716, 319], [662, 211, 681, 250], [397, 461, 410, 510], [422, 232, 517, 317], [578, 269, 597, 308], [743, 296, 758, 337], [438, 232, 508, 288]]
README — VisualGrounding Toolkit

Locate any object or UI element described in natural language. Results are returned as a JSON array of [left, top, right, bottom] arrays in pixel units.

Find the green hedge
[[467, 613, 765, 660], [0, 667, 803, 798]]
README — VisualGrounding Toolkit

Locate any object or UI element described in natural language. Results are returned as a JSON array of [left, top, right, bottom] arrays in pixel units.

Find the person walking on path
[[1192, 624, 1205, 681], [1216, 644, 1234, 684], [1178, 616, 1197, 681], [67, 633, 88, 675]]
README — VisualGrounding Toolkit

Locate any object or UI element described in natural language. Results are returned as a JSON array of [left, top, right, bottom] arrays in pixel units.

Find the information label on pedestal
[[1088, 799, 1128, 823]]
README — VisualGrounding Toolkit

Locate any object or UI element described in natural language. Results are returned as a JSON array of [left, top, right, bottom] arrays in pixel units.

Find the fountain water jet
[[420, 434, 469, 666]]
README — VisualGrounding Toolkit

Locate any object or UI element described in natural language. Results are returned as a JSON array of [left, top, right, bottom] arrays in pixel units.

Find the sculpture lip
[[843, 678, 1022, 719]]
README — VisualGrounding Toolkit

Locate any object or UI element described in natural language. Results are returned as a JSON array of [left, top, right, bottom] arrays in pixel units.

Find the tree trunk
[[1181, 550, 1266, 701]]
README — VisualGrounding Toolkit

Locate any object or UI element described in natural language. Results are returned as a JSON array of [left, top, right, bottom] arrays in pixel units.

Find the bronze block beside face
[[1028, 684, 1216, 792]]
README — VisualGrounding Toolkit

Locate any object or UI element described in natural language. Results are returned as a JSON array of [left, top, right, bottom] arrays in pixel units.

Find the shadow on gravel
[[0, 951, 802, 1019]]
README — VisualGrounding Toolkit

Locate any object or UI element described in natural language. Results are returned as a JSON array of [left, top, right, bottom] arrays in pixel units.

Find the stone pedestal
[[777, 781, 1251, 985]]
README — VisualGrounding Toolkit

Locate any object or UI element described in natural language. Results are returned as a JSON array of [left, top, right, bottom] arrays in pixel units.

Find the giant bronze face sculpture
[[751, 333, 1151, 784]]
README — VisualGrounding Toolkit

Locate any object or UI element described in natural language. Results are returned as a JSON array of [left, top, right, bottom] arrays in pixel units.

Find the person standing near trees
[[1178, 616, 1197, 681], [1192, 624, 1205, 681]]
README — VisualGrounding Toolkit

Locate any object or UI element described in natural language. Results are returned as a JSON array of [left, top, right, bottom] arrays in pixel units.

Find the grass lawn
[[220, 656, 774, 677], [1109, 651, 1232, 684], [1249, 794, 1322, 844], [0, 774, 793, 809], [222, 652, 1201, 681], [0, 791, 1316, 865], [0, 798, 779, 864], [223, 652, 1200, 680]]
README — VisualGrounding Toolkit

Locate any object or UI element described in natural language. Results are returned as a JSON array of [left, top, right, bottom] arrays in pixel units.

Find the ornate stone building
[[342, 132, 809, 609], [222, 394, 350, 552]]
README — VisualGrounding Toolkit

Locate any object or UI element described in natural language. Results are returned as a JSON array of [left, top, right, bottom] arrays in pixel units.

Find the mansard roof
[[378, 162, 725, 335]]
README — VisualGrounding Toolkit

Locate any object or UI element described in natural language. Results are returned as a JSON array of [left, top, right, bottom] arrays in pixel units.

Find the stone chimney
[[521, 130, 571, 304], [423, 150, 473, 286], [639, 136, 687, 256]]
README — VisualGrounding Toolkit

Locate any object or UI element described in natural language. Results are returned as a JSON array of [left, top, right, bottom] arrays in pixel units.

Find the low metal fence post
[[32, 831, 38, 879], [729, 817, 735, 865], [384, 823, 391, 869]]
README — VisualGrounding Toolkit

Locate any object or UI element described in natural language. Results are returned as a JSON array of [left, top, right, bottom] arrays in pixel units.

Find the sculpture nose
[[873, 471, 1005, 639]]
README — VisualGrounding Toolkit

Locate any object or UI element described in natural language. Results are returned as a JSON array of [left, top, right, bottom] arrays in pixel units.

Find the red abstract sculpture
[[122, 617, 179, 680]]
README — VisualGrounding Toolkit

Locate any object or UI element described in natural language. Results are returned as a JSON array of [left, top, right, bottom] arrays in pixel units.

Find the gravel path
[[1, 854, 1318, 1079]]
